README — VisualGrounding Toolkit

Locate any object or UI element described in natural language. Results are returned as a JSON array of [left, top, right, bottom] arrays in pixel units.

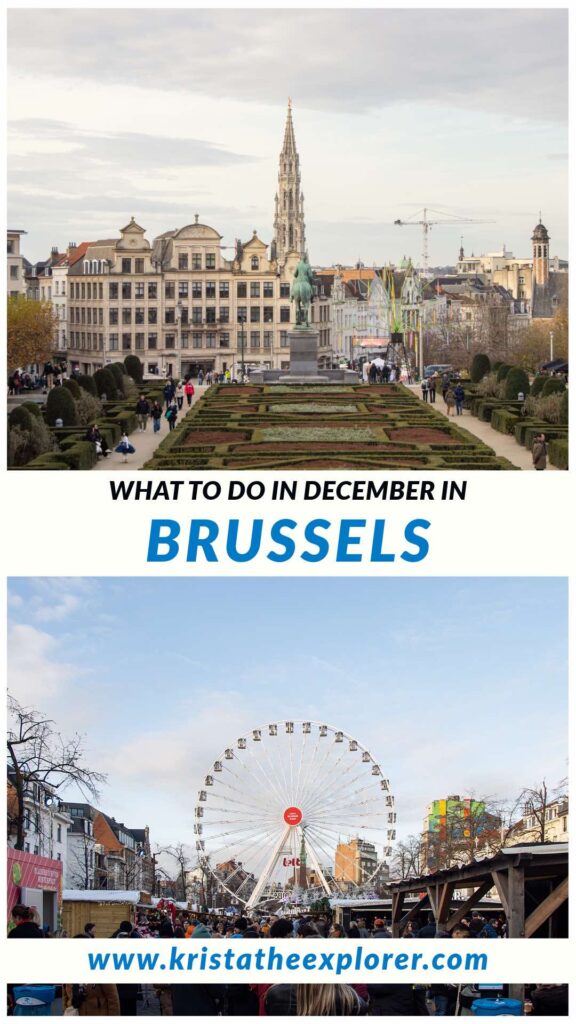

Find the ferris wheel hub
[[283, 806, 303, 826]]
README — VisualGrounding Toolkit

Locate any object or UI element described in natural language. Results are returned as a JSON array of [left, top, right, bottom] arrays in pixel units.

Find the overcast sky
[[8, 9, 568, 266], [8, 577, 567, 872]]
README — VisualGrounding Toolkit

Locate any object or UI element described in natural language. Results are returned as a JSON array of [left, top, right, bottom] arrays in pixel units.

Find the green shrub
[[108, 363, 125, 388], [20, 401, 43, 419], [76, 390, 103, 427], [60, 440, 98, 470], [491, 409, 520, 434], [470, 353, 491, 383], [549, 438, 568, 470], [8, 415, 53, 467], [504, 367, 530, 400], [93, 367, 117, 399], [124, 354, 144, 384], [24, 453, 71, 470], [46, 386, 78, 426], [559, 390, 568, 424], [541, 377, 566, 397], [63, 378, 82, 400], [530, 376, 547, 397], [9, 406, 34, 431], [496, 363, 513, 382], [77, 374, 98, 397], [475, 372, 500, 399], [492, 361, 503, 373]]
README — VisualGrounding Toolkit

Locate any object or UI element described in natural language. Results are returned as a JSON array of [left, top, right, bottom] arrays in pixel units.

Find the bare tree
[[515, 778, 568, 844], [391, 835, 423, 879], [7, 694, 106, 851], [67, 831, 95, 889], [423, 794, 503, 873], [155, 843, 193, 902]]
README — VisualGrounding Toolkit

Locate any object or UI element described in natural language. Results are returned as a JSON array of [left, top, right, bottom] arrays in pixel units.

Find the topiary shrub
[[20, 401, 43, 419], [21, 453, 71, 470], [124, 354, 144, 384], [77, 374, 98, 397], [59, 440, 98, 470], [93, 367, 117, 399], [76, 389, 103, 426], [530, 376, 547, 397], [559, 390, 568, 425], [108, 363, 125, 388], [8, 414, 53, 467], [46, 386, 78, 426], [491, 409, 521, 435], [470, 353, 491, 383], [504, 367, 530, 400], [549, 438, 568, 470], [496, 363, 513, 382], [63, 378, 82, 400], [9, 406, 34, 432], [492, 361, 503, 373], [541, 377, 566, 397]]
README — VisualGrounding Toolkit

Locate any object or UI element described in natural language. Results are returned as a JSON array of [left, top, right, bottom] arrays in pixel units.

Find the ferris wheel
[[194, 720, 396, 911]]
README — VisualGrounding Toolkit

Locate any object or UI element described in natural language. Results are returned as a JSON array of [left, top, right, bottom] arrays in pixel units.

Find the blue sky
[[8, 578, 567, 854], [8, 9, 567, 265]]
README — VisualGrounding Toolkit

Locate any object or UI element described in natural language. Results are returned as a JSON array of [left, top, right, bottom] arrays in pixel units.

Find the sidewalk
[[406, 386, 558, 471], [92, 386, 208, 471]]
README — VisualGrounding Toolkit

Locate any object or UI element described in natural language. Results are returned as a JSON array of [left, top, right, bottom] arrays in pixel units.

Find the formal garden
[[143, 383, 515, 470]]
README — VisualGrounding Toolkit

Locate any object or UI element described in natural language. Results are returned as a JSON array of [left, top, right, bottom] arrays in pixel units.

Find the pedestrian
[[115, 433, 136, 463], [176, 381, 184, 410], [184, 379, 195, 407], [453, 382, 465, 415], [62, 985, 121, 1016], [8, 904, 44, 937], [135, 394, 150, 431], [166, 400, 178, 431], [329, 922, 346, 938], [428, 374, 437, 403], [151, 400, 162, 433], [264, 983, 367, 1016], [421, 377, 429, 403], [198, 369, 204, 386], [372, 917, 392, 938], [444, 386, 456, 416], [532, 432, 548, 471], [84, 922, 96, 938], [441, 372, 451, 401], [163, 380, 175, 408]]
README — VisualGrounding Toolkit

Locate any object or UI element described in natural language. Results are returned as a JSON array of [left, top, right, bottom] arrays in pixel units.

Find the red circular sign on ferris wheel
[[284, 806, 303, 826]]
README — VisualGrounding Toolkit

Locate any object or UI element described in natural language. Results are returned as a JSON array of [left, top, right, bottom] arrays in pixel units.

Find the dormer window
[[251, 256, 259, 270]]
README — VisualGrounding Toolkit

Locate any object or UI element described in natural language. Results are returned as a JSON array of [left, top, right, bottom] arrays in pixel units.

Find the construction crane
[[393, 207, 495, 275]]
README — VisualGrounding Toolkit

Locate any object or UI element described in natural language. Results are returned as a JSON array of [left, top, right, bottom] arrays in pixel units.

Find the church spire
[[272, 100, 306, 263]]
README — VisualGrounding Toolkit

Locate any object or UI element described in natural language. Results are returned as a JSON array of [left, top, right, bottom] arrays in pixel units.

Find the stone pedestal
[[288, 328, 320, 375]]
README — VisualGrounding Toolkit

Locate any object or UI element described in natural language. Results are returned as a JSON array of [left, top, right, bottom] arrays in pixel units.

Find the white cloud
[[7, 623, 77, 706]]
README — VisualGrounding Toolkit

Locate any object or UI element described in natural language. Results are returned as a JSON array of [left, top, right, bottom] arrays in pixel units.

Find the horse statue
[[290, 257, 315, 328]]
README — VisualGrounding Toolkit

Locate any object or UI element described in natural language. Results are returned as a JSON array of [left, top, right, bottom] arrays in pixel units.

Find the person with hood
[[444, 386, 456, 416], [184, 379, 196, 406], [8, 904, 44, 937], [187, 917, 212, 938], [166, 399, 178, 431], [532, 432, 548, 471]]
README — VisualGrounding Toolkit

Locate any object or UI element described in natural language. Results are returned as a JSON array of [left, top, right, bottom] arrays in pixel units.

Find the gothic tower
[[532, 216, 550, 287], [272, 100, 306, 263]]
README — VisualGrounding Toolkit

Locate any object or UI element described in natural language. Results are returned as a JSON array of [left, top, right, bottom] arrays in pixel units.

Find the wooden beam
[[507, 863, 525, 938], [398, 893, 430, 935], [525, 876, 568, 938], [391, 892, 405, 937], [491, 869, 510, 917], [445, 879, 493, 931], [427, 884, 439, 920], [437, 882, 456, 925]]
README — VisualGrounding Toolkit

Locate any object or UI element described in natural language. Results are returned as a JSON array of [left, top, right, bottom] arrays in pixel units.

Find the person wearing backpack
[[166, 400, 178, 431]]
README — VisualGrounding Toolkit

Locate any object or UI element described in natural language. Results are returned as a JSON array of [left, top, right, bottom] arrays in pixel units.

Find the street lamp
[[238, 310, 246, 381], [550, 331, 554, 362]]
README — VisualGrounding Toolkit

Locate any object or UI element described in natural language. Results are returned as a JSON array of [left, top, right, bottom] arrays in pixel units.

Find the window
[[99, 283, 103, 299], [250, 306, 260, 322], [219, 307, 229, 323], [109, 309, 119, 325], [250, 330, 260, 348], [206, 333, 216, 348], [135, 308, 145, 324], [237, 307, 247, 324], [219, 281, 229, 299], [192, 282, 202, 299], [148, 282, 157, 300], [263, 331, 273, 349], [165, 281, 175, 299], [180, 306, 188, 324], [122, 308, 132, 324], [192, 253, 202, 270], [280, 306, 290, 323], [192, 308, 202, 324], [135, 258, 144, 273], [181, 331, 189, 347], [178, 253, 189, 271], [57, 825, 62, 843], [148, 308, 158, 324], [206, 253, 216, 269], [192, 332, 203, 348], [135, 282, 145, 298], [122, 333, 132, 350], [280, 330, 289, 347], [148, 333, 157, 349], [165, 333, 176, 348], [263, 281, 273, 298], [251, 255, 259, 270], [237, 282, 247, 298], [81, 283, 85, 299], [220, 332, 230, 348], [7, 240, 14, 253], [205, 307, 216, 323], [179, 281, 189, 298], [122, 258, 132, 274], [165, 308, 176, 324], [10, 265, 18, 279], [280, 283, 290, 298], [205, 281, 216, 299], [109, 333, 119, 351], [250, 281, 260, 298], [122, 282, 131, 300], [263, 306, 274, 323]]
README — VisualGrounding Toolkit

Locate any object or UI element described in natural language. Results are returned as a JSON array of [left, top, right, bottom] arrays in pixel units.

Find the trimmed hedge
[[77, 374, 98, 397], [559, 390, 568, 424], [59, 440, 99, 470], [491, 409, 521, 435], [470, 353, 491, 383], [9, 406, 34, 431], [124, 354, 144, 384], [23, 453, 71, 470], [541, 377, 566, 397], [549, 438, 568, 470], [46, 386, 78, 426], [63, 378, 82, 400], [504, 367, 529, 400], [107, 363, 125, 388], [530, 376, 547, 397], [93, 367, 118, 399], [496, 363, 513, 382], [20, 401, 43, 419]]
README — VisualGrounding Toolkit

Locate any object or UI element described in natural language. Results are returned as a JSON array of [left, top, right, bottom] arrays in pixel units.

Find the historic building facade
[[65, 104, 332, 377]]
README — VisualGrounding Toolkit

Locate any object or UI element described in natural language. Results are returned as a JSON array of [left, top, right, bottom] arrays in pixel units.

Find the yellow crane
[[394, 207, 495, 274]]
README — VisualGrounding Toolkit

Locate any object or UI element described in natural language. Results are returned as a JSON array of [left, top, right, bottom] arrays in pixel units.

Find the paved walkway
[[406, 386, 558, 471], [92, 386, 208, 471]]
